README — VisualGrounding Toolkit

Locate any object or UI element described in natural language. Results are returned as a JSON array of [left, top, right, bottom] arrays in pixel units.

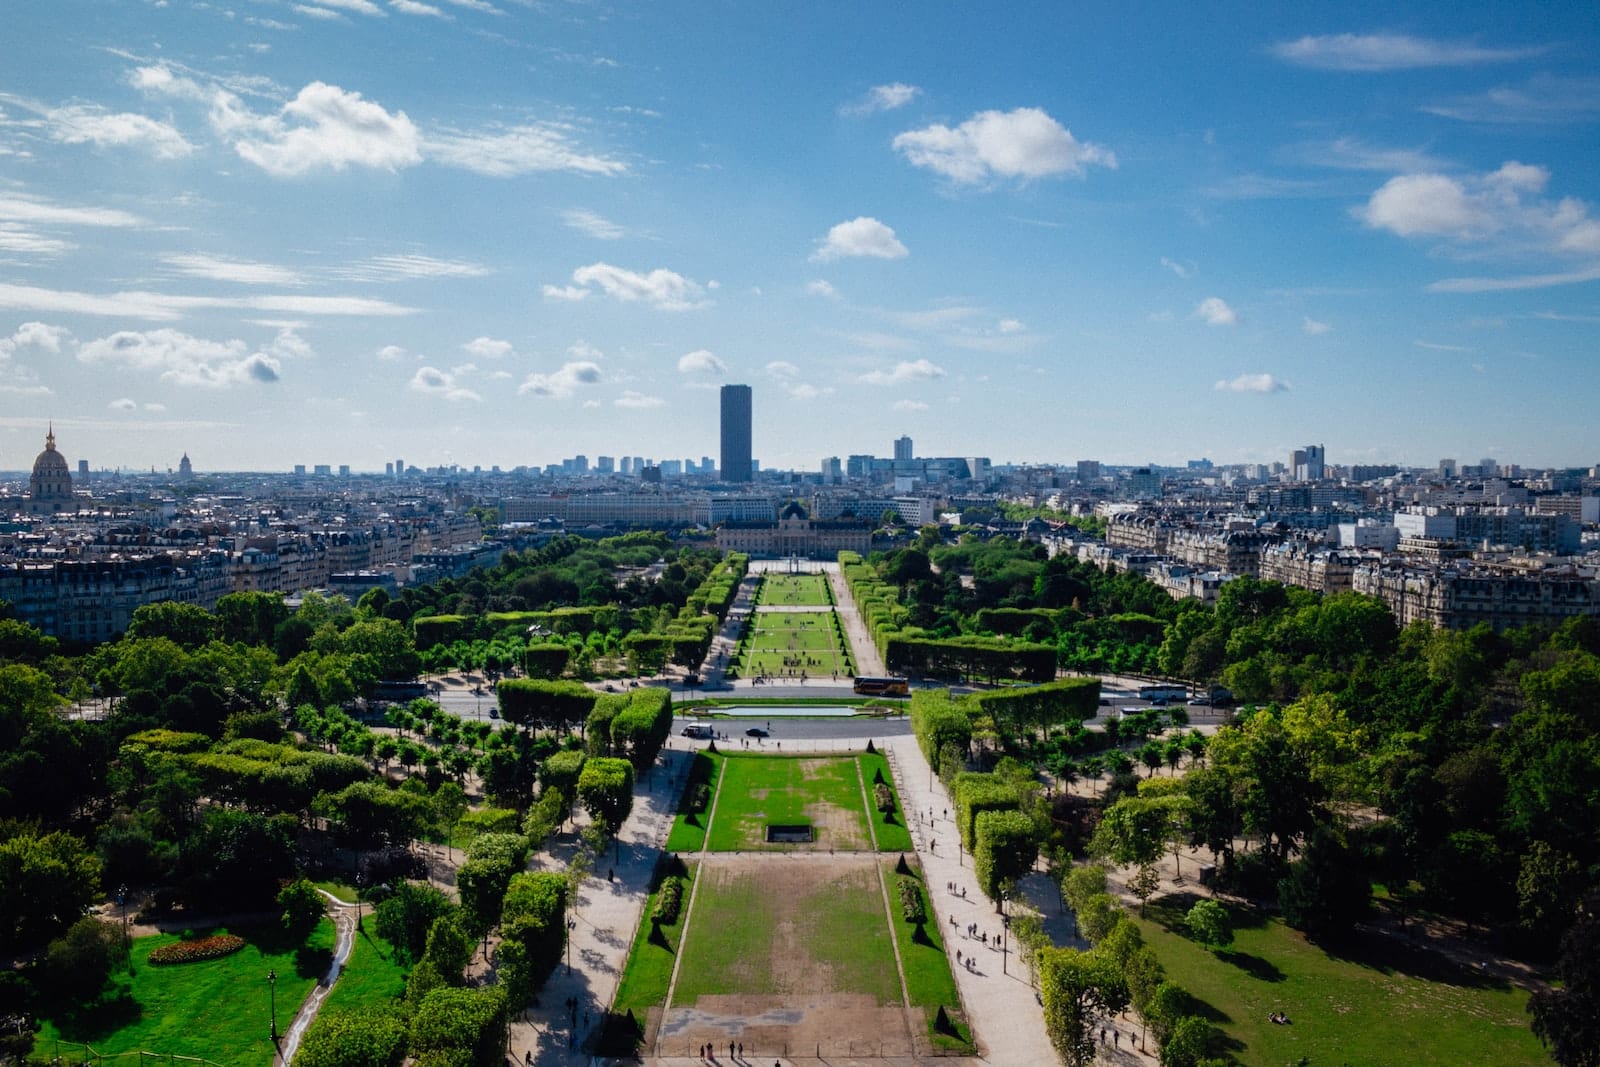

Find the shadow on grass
[[1216, 949, 1286, 983], [50, 988, 142, 1043], [1321, 928, 1514, 992]]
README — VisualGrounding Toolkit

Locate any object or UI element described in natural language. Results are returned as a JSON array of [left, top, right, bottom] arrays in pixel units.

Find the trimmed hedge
[[952, 773, 1020, 853], [874, 782, 895, 814], [909, 690, 973, 770], [897, 876, 926, 926], [654, 876, 686, 925], [496, 679, 596, 732], [148, 933, 246, 965], [974, 677, 1101, 738]]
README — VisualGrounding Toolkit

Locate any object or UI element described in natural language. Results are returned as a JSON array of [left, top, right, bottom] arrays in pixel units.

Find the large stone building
[[715, 501, 870, 558], [26, 427, 75, 515]]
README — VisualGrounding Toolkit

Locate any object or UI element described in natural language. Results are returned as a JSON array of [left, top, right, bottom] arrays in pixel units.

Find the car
[[745, 727, 768, 738], [1188, 697, 1209, 706], [603, 683, 617, 692], [681, 723, 711, 738], [1099, 697, 1111, 706], [683, 673, 701, 686]]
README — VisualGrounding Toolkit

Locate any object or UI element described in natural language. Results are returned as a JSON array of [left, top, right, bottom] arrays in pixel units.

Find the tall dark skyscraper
[[720, 384, 752, 482]]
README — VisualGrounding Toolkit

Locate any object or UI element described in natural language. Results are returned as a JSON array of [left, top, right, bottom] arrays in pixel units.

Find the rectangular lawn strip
[[38, 918, 336, 1062], [614, 863, 695, 1017], [674, 862, 900, 1005], [755, 574, 834, 607], [858, 750, 914, 853], [320, 916, 407, 1013], [883, 861, 974, 1052], [672, 866, 777, 1001], [705, 754, 870, 851], [1136, 899, 1545, 1067], [665, 750, 724, 852]]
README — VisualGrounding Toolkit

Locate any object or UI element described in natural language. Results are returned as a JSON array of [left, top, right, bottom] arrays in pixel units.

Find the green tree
[[0, 829, 101, 951], [576, 757, 635, 837], [374, 881, 455, 965], [409, 986, 509, 1067], [1530, 887, 1600, 1067], [126, 601, 219, 648], [296, 1010, 407, 1067], [421, 913, 473, 983], [1039, 946, 1128, 1067], [279, 877, 326, 937], [39, 916, 122, 1003], [1278, 824, 1370, 941], [1184, 899, 1233, 950], [973, 809, 1038, 911], [1159, 1016, 1215, 1067]]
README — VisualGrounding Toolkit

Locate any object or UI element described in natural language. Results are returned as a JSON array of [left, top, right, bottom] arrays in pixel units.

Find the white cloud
[[1214, 373, 1289, 394], [566, 340, 603, 362], [562, 208, 625, 239], [1268, 33, 1542, 72], [0, 193, 142, 228], [375, 344, 408, 361], [541, 284, 589, 302], [463, 336, 513, 359], [335, 254, 491, 282], [46, 106, 194, 158], [0, 282, 417, 321], [518, 360, 602, 397], [5, 322, 68, 354], [1423, 75, 1600, 125], [893, 107, 1114, 184], [1195, 297, 1238, 326], [765, 360, 800, 379], [163, 253, 304, 286], [409, 365, 480, 402], [0, 322, 68, 396], [860, 358, 946, 385], [78, 327, 293, 387], [1414, 339, 1473, 352], [108, 397, 137, 411], [1303, 316, 1332, 335], [786, 383, 826, 401], [677, 349, 725, 375], [1282, 137, 1449, 174], [841, 82, 921, 116], [0, 224, 72, 255], [307, 0, 383, 13], [294, 6, 347, 20], [554, 262, 708, 310], [892, 399, 929, 411], [234, 82, 422, 177], [1428, 265, 1600, 293], [812, 216, 909, 262], [1159, 257, 1191, 279], [1357, 162, 1600, 259], [614, 390, 663, 409], [441, 0, 500, 11], [427, 124, 625, 177], [391, 0, 445, 15], [997, 318, 1024, 334], [805, 280, 839, 301], [886, 305, 983, 331]]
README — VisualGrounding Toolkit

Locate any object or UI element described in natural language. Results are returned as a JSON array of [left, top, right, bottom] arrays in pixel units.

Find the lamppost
[[566, 918, 577, 973], [1002, 908, 1012, 976], [116, 884, 130, 973], [267, 969, 278, 1041]]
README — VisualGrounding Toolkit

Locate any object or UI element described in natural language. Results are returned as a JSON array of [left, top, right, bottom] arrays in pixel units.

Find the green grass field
[[673, 862, 900, 1005], [614, 866, 694, 1017], [755, 573, 833, 607], [320, 916, 407, 1014], [665, 751, 724, 852], [859, 750, 914, 852], [705, 754, 871, 851], [38, 919, 336, 1063], [885, 861, 973, 1052], [740, 609, 852, 678], [1137, 897, 1545, 1067]]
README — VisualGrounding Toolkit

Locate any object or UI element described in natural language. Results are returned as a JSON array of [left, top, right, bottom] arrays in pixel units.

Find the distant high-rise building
[[339, 464, 351, 477], [640, 464, 662, 484], [596, 455, 615, 474], [1076, 460, 1101, 482], [821, 456, 842, 482], [1292, 444, 1325, 482], [720, 384, 753, 483], [294, 464, 307, 476], [394, 457, 404, 477], [1439, 458, 1457, 478], [894, 435, 913, 461], [385, 462, 394, 476], [77, 458, 90, 482]]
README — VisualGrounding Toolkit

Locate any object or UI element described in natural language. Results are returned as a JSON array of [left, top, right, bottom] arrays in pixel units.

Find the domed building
[[28, 425, 74, 515]]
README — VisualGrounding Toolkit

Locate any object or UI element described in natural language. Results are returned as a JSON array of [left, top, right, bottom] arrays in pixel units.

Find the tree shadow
[[1216, 949, 1285, 983], [50, 989, 142, 1042], [1320, 928, 1513, 992]]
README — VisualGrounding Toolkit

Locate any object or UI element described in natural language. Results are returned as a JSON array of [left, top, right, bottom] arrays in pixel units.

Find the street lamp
[[117, 884, 130, 973], [267, 969, 278, 1041], [566, 918, 577, 973], [1002, 904, 1011, 976]]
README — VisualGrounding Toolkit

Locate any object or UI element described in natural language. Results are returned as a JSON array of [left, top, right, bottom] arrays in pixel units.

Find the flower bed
[[148, 934, 247, 965]]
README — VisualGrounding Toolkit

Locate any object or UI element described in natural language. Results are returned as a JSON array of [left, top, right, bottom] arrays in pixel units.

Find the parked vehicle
[[681, 723, 711, 738]]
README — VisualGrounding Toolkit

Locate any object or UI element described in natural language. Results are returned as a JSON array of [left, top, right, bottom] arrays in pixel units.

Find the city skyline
[[2, 3, 1598, 471]]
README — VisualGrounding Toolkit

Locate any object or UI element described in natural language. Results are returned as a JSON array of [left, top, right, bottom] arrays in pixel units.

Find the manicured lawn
[[859, 750, 914, 852], [673, 862, 900, 1005], [665, 751, 723, 852], [614, 865, 694, 1016], [1136, 896, 1546, 1067], [706, 754, 870, 851], [755, 573, 833, 607], [883, 861, 973, 1052], [738, 607, 853, 678], [38, 919, 335, 1063], [320, 916, 407, 1013]]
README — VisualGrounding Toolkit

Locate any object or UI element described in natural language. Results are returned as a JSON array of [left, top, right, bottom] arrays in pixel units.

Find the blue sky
[[1, 1, 1597, 473]]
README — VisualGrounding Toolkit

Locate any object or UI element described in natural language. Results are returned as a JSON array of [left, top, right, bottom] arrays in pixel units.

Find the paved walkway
[[825, 562, 886, 677]]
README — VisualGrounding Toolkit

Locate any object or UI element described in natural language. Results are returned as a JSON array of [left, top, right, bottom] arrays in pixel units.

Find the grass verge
[[321, 915, 407, 1013], [859, 750, 914, 852], [37, 919, 335, 1063], [1136, 894, 1545, 1067], [664, 750, 723, 852], [613, 863, 694, 1018]]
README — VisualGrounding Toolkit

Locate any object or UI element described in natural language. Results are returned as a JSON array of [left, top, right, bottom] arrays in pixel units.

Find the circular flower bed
[[148, 934, 246, 965]]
